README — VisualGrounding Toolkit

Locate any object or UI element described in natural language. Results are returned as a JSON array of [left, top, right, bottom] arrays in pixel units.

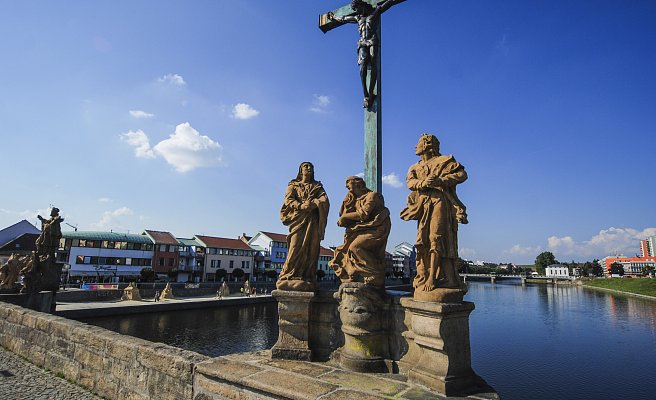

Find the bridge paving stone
[[0, 345, 101, 400]]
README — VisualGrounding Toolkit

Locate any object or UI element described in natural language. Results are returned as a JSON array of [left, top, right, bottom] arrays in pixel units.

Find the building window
[[168, 258, 174, 267], [230, 260, 234, 269], [159, 258, 164, 266]]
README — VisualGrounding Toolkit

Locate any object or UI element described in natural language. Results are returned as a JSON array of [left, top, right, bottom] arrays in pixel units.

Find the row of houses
[[0, 220, 417, 283]]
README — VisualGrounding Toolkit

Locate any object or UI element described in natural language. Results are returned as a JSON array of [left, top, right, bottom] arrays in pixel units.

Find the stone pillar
[[334, 282, 390, 373], [400, 298, 477, 396], [271, 290, 315, 361]]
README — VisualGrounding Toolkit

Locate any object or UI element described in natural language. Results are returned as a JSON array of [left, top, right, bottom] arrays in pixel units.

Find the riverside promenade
[[55, 291, 275, 318]]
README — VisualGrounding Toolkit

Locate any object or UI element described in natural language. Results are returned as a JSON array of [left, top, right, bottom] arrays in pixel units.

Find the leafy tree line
[[533, 251, 603, 276]]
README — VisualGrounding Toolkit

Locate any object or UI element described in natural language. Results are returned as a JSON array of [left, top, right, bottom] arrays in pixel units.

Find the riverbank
[[581, 278, 656, 300]]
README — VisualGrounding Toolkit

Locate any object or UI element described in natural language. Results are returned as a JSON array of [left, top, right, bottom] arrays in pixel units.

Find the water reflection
[[80, 283, 656, 400], [81, 303, 279, 357]]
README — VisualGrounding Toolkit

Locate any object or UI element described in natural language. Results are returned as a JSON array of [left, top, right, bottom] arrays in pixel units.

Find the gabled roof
[[0, 233, 39, 253], [260, 231, 287, 242], [195, 235, 253, 250], [63, 231, 153, 244], [0, 220, 40, 248], [319, 246, 334, 256], [143, 230, 179, 245]]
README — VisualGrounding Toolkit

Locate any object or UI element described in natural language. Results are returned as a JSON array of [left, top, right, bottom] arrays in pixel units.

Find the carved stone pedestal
[[271, 290, 316, 361], [334, 282, 390, 373], [121, 283, 142, 301], [400, 298, 477, 396]]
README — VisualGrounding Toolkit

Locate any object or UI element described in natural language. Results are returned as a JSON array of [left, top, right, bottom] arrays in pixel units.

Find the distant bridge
[[460, 273, 576, 284]]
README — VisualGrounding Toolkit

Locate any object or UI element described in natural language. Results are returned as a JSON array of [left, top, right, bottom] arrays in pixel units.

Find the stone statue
[[0, 253, 23, 289], [277, 162, 330, 292], [243, 280, 250, 296], [330, 176, 391, 288], [159, 283, 175, 300], [401, 134, 468, 302], [36, 207, 64, 260], [327, 0, 403, 108], [21, 207, 65, 294], [121, 282, 142, 301]]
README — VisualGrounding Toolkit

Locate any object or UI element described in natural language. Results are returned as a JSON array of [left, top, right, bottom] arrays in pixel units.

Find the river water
[[82, 282, 656, 399]]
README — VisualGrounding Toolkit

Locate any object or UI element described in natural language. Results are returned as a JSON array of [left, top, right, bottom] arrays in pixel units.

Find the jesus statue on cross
[[326, 0, 404, 109]]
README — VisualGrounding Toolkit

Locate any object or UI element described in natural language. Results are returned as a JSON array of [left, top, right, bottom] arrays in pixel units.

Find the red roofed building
[[195, 235, 255, 282], [318, 246, 335, 281], [143, 230, 180, 275]]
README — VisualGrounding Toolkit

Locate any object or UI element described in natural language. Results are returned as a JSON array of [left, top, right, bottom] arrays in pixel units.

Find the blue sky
[[1, 0, 654, 264]]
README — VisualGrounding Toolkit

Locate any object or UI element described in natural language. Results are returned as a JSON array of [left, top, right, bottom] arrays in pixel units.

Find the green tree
[[216, 268, 227, 281], [232, 268, 245, 281], [140, 268, 155, 282], [591, 259, 604, 277], [610, 262, 624, 276], [265, 269, 278, 280], [534, 252, 557, 275]]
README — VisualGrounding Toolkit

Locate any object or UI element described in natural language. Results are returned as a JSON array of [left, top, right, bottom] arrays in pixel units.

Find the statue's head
[[296, 162, 315, 182], [351, 0, 373, 14], [416, 133, 440, 157], [50, 207, 60, 217], [346, 176, 368, 194]]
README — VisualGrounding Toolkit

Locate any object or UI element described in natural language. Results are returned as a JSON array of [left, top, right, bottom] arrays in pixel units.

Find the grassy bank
[[582, 278, 656, 297]]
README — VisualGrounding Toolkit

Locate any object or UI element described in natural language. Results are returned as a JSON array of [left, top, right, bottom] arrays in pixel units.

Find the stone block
[[95, 375, 120, 399], [117, 387, 150, 400], [137, 343, 199, 382], [106, 337, 138, 363], [34, 314, 59, 332], [320, 370, 407, 397], [320, 389, 388, 400], [71, 325, 109, 351], [147, 370, 189, 400], [260, 358, 333, 378], [196, 357, 263, 382], [74, 347, 104, 370], [48, 317, 75, 338], [5, 308, 26, 324], [195, 374, 276, 400], [21, 311, 39, 329], [272, 290, 315, 361], [243, 370, 338, 400], [78, 366, 98, 391]]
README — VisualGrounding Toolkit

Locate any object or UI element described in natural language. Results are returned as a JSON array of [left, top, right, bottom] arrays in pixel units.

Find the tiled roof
[[261, 231, 287, 242], [319, 246, 334, 256], [144, 230, 179, 245], [63, 231, 153, 243], [0, 233, 39, 252], [195, 235, 253, 250]]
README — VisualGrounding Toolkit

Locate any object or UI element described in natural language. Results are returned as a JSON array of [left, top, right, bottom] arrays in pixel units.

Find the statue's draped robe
[[279, 180, 330, 285], [330, 191, 391, 288], [401, 155, 467, 290]]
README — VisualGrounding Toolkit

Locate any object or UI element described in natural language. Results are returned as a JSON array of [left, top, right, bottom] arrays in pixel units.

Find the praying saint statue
[[330, 176, 391, 289], [327, 0, 403, 108]]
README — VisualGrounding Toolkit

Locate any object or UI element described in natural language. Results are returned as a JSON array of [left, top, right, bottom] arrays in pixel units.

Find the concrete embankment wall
[[0, 302, 209, 400]]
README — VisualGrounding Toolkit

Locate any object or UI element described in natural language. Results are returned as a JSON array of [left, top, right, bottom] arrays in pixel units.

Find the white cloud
[[548, 227, 656, 258], [157, 73, 186, 86], [382, 172, 403, 188], [153, 122, 223, 173], [120, 130, 156, 159], [506, 244, 542, 256], [19, 207, 51, 222], [231, 103, 260, 120], [91, 207, 134, 230], [97, 197, 113, 203], [129, 110, 154, 119], [309, 94, 331, 113], [459, 247, 477, 260]]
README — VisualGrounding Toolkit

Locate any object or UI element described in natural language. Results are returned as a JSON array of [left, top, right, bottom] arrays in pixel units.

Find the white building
[[60, 231, 154, 281], [318, 246, 335, 281], [195, 235, 255, 282], [545, 264, 570, 278]]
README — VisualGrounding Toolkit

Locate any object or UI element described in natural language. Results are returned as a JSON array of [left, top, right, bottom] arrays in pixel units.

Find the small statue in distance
[[401, 134, 468, 302], [330, 176, 391, 288], [21, 207, 65, 294], [277, 162, 330, 292], [0, 253, 23, 289]]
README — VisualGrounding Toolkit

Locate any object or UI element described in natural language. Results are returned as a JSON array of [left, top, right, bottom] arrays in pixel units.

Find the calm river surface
[[82, 282, 656, 399]]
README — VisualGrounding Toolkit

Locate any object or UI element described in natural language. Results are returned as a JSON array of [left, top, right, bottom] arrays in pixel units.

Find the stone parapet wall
[[0, 302, 208, 400]]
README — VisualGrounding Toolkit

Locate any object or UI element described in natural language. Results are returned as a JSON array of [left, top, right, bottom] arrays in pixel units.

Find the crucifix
[[319, 0, 406, 193]]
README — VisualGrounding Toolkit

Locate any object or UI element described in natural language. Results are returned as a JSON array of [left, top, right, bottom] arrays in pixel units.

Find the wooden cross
[[319, 0, 406, 193]]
